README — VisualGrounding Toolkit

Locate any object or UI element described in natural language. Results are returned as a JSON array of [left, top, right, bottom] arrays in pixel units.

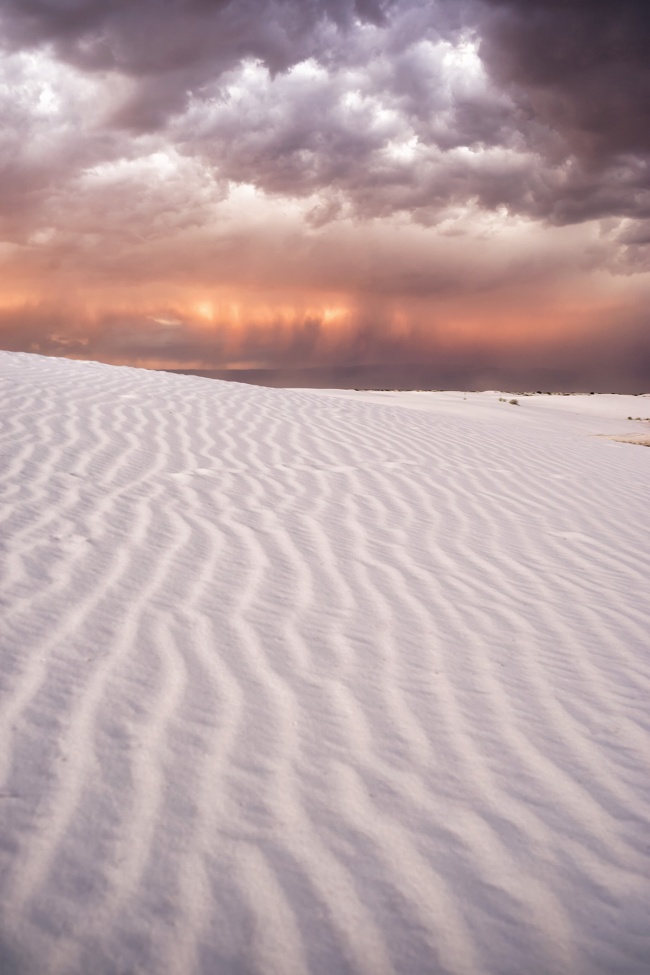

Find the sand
[[1, 351, 649, 975]]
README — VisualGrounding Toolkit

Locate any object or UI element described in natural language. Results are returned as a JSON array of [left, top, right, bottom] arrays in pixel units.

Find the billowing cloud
[[476, 0, 650, 223], [0, 0, 396, 128], [0, 0, 648, 389], [478, 0, 650, 158]]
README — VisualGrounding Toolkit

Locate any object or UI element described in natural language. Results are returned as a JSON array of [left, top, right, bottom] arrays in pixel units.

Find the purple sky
[[1, 0, 649, 388]]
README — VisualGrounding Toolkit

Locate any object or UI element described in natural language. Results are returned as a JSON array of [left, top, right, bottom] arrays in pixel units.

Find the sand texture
[[1, 352, 649, 975]]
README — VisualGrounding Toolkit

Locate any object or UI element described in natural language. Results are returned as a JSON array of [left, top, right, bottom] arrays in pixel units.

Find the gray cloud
[[0, 1, 396, 118], [169, 24, 525, 222], [0, 0, 649, 394], [3, 0, 649, 233], [475, 0, 650, 223], [478, 0, 650, 158]]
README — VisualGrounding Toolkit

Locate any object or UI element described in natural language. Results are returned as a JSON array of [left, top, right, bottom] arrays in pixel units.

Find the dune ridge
[[1, 352, 649, 975]]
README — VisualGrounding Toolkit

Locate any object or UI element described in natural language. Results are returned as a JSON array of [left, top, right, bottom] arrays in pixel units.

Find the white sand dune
[[1, 351, 649, 975]]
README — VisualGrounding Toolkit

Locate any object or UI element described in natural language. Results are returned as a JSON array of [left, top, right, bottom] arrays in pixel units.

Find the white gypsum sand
[[0, 351, 649, 975]]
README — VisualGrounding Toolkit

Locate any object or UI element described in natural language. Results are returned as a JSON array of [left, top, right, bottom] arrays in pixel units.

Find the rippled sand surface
[[1, 352, 649, 975]]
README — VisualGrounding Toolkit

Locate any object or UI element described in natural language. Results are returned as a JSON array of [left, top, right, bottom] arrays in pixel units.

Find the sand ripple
[[1, 353, 650, 974]]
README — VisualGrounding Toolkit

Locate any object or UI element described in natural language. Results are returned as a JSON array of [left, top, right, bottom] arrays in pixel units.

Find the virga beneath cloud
[[0, 0, 648, 388]]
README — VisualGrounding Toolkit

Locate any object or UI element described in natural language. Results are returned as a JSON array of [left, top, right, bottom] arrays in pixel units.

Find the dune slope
[[1, 352, 649, 975]]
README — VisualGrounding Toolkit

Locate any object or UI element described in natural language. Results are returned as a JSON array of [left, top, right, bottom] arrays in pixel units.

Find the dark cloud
[[0, 0, 648, 392], [475, 0, 650, 222], [164, 14, 529, 224], [0, 1, 395, 83], [1, 0, 328, 128], [2, 0, 649, 229], [478, 0, 650, 158], [0, 0, 526, 235]]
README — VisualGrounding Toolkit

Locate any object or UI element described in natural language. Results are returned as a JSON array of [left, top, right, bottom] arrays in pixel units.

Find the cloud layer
[[0, 0, 648, 388]]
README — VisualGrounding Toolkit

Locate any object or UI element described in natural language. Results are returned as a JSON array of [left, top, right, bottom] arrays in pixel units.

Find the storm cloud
[[0, 0, 648, 387], [478, 0, 650, 158], [477, 0, 650, 222]]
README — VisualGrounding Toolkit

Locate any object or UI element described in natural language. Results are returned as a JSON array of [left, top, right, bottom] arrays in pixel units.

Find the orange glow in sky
[[0, 2, 648, 389]]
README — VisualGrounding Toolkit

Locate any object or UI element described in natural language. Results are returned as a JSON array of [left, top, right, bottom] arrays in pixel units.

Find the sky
[[1, 0, 649, 390]]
